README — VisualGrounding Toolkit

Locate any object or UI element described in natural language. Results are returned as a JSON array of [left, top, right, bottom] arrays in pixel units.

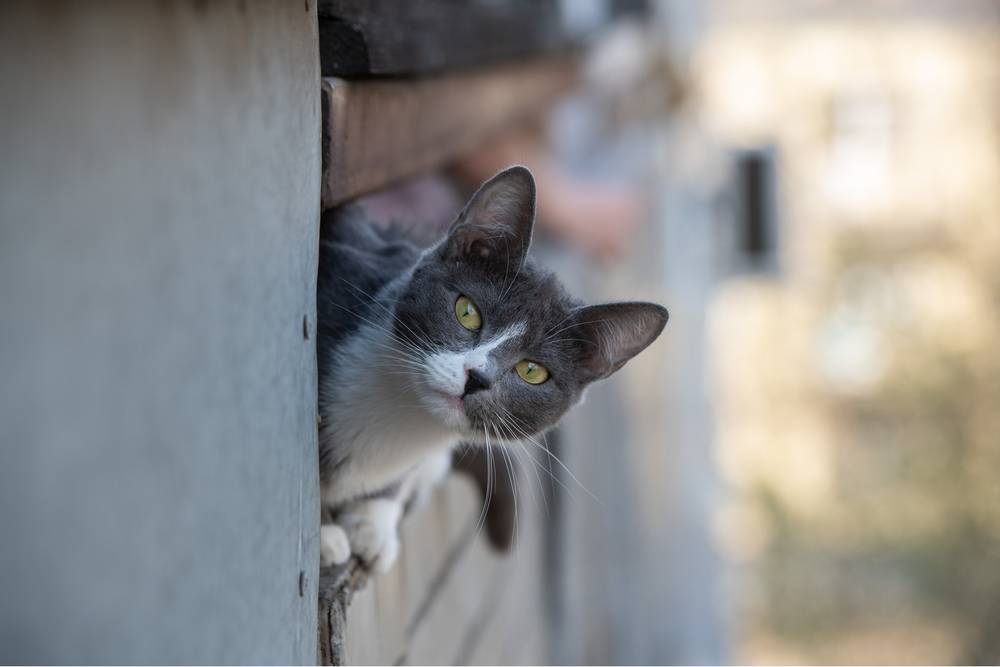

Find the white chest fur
[[319, 322, 460, 507]]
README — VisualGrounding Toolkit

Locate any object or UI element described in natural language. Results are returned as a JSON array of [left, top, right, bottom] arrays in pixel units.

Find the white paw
[[340, 498, 402, 573], [320, 523, 351, 566]]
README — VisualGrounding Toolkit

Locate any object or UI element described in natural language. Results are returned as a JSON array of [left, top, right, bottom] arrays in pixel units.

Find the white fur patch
[[403, 450, 453, 509], [423, 322, 527, 397], [320, 524, 351, 566], [320, 320, 460, 507]]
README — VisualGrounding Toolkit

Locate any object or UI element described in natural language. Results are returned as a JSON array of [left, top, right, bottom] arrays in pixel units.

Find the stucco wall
[[0, 2, 321, 663]]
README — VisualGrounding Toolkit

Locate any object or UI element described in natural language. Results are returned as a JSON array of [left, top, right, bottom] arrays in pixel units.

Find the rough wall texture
[[0, 2, 321, 663]]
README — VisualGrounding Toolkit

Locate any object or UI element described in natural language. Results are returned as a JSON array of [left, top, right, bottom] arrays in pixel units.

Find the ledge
[[316, 559, 367, 666], [315, 462, 546, 665], [317, 515, 479, 666]]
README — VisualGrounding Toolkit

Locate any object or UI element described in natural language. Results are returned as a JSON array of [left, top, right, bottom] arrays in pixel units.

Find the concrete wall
[[0, 3, 321, 663]]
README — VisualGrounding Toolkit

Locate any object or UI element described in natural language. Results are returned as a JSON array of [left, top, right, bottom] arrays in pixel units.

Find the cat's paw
[[353, 522, 399, 574], [340, 498, 402, 574], [320, 523, 351, 567]]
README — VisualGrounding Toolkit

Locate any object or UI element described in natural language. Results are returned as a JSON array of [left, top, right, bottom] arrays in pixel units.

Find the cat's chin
[[419, 388, 471, 432], [420, 395, 500, 443]]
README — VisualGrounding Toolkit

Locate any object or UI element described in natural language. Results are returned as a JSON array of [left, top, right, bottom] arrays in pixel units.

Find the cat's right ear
[[440, 165, 536, 268]]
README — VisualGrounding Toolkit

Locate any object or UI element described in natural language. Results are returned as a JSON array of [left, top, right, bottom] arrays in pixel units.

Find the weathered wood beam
[[321, 57, 577, 209], [317, 561, 367, 666]]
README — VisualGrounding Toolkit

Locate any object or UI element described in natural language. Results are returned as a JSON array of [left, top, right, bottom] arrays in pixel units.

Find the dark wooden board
[[318, 0, 570, 77], [321, 56, 577, 208]]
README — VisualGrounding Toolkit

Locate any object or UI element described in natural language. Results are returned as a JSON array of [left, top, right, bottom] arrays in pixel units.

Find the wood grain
[[321, 57, 577, 209]]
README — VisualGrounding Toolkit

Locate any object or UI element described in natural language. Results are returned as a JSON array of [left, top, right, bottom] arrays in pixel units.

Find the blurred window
[[733, 148, 779, 272]]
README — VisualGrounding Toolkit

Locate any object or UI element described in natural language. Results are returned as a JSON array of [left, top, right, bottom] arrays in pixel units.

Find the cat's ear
[[441, 165, 536, 268], [571, 302, 669, 380]]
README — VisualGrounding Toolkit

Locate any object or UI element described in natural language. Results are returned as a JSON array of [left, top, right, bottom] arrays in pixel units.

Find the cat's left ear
[[441, 165, 536, 268], [571, 302, 669, 381]]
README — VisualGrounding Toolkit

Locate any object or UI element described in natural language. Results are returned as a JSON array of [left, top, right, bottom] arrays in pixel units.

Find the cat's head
[[392, 166, 668, 443]]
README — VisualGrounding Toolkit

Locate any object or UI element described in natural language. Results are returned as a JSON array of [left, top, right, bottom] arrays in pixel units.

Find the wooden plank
[[321, 57, 577, 209], [318, 0, 568, 77]]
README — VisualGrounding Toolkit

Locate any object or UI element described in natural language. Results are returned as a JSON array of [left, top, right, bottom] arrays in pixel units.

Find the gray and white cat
[[317, 166, 667, 571]]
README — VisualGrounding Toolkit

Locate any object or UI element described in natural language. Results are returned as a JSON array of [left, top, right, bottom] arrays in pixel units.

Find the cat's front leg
[[402, 449, 452, 511], [337, 497, 403, 574]]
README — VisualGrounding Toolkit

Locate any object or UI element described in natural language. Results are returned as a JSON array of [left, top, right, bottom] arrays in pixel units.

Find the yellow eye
[[515, 360, 549, 385], [455, 295, 482, 330]]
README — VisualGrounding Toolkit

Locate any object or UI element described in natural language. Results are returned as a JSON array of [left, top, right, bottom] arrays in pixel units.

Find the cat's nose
[[463, 368, 491, 396]]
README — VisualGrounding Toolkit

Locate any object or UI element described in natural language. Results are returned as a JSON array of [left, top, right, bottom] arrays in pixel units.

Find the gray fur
[[317, 166, 668, 510]]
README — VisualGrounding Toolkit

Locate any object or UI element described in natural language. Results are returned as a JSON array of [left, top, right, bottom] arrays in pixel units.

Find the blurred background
[[547, 0, 1000, 663], [397, 0, 1000, 662], [2, 0, 998, 664]]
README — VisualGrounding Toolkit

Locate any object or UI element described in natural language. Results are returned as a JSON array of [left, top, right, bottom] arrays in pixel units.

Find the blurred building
[[690, 1, 1000, 662]]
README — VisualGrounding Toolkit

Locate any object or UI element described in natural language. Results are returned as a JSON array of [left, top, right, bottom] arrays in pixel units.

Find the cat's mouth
[[430, 389, 464, 411], [421, 387, 480, 433]]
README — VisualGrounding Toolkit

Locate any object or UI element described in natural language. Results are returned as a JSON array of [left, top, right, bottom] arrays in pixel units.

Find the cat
[[317, 166, 668, 572]]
